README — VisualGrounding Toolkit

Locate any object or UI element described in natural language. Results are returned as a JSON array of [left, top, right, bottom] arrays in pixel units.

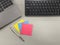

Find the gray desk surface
[[1, 0, 60, 45]]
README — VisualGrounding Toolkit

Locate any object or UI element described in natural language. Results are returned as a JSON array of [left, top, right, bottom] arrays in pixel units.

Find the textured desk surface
[[1, 0, 60, 45]]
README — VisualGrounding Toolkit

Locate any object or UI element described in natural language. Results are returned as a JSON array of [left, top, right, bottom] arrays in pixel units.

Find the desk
[[1, 0, 60, 45]]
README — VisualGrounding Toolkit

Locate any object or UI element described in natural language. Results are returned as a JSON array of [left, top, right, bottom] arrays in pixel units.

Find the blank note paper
[[18, 21, 29, 31], [14, 23, 20, 33], [24, 21, 29, 24], [14, 19, 24, 33], [18, 19, 24, 23], [18, 23, 22, 31], [21, 24, 33, 36]]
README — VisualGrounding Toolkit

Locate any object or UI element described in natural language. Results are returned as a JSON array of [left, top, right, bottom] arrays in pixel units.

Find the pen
[[10, 27, 25, 42]]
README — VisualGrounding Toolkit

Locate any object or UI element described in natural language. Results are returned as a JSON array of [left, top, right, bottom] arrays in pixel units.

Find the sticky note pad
[[13, 19, 24, 33], [21, 24, 33, 36], [24, 21, 29, 24], [18, 21, 29, 31], [18, 19, 24, 23], [14, 23, 20, 33], [18, 23, 22, 31]]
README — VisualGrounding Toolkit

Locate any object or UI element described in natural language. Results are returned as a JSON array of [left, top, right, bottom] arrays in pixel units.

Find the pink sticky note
[[21, 24, 33, 36]]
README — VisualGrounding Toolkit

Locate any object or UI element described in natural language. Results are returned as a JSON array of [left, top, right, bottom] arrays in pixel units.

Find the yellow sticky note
[[13, 19, 24, 33], [18, 19, 25, 23], [14, 23, 20, 33]]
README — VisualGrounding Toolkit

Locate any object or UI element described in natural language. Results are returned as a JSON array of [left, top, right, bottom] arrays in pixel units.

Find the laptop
[[0, 0, 21, 29]]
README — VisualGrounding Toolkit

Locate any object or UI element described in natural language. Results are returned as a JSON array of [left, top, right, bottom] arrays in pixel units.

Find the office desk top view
[[1, 0, 60, 45]]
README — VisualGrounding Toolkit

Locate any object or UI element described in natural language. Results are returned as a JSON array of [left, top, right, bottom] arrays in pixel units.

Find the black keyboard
[[25, 0, 60, 16], [0, 0, 13, 12]]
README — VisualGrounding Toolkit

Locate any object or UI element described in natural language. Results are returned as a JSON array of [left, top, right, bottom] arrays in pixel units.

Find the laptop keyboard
[[25, 0, 60, 16], [0, 0, 13, 12]]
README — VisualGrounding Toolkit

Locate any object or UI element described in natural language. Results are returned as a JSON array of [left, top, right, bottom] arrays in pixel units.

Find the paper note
[[14, 19, 24, 33], [18, 20, 29, 31], [24, 20, 29, 24], [18, 19, 24, 23], [21, 24, 33, 36], [18, 23, 22, 31], [14, 23, 20, 33]]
